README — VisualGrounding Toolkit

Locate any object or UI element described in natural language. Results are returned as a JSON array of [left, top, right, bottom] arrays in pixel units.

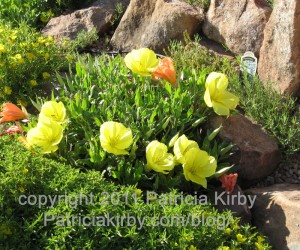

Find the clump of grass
[[167, 35, 300, 155], [184, 0, 211, 10]]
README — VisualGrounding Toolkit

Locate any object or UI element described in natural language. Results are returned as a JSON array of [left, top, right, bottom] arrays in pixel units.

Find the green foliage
[[0, 22, 68, 105], [0, 135, 271, 249], [0, 0, 93, 28], [184, 0, 211, 10], [67, 28, 99, 52], [51, 54, 233, 190], [168, 36, 300, 155], [230, 73, 300, 155], [267, 0, 274, 7], [111, 2, 126, 28]]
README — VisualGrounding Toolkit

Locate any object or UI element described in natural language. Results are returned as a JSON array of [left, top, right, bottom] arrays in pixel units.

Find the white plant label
[[240, 51, 257, 76]]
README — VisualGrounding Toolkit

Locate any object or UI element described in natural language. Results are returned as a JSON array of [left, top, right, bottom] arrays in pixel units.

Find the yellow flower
[[26, 120, 63, 154], [22, 168, 29, 174], [236, 233, 247, 243], [38, 37, 46, 44], [39, 101, 67, 124], [189, 245, 197, 250], [183, 148, 217, 188], [173, 134, 199, 164], [255, 236, 265, 250], [44, 53, 50, 59], [11, 54, 24, 64], [4, 86, 12, 95], [135, 189, 142, 197], [255, 243, 264, 250], [30, 80, 38, 87], [124, 48, 159, 76], [0, 44, 6, 53], [26, 53, 36, 60], [224, 228, 232, 234], [145, 140, 175, 174], [19, 187, 25, 192], [100, 121, 133, 155], [204, 72, 239, 116], [42, 72, 51, 79]]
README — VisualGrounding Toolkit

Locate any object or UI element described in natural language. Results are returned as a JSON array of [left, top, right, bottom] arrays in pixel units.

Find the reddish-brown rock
[[111, 0, 204, 53], [258, 0, 300, 95], [202, 0, 272, 56], [245, 184, 300, 249], [210, 114, 281, 182], [42, 0, 130, 40]]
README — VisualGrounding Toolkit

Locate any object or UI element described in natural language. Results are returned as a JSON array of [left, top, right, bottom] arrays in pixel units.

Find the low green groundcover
[[0, 136, 270, 249]]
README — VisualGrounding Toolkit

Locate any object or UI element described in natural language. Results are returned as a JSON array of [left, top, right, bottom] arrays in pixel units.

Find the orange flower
[[219, 173, 238, 193], [152, 57, 177, 87], [0, 103, 27, 123]]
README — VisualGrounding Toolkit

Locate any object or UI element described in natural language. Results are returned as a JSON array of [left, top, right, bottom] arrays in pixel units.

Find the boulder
[[42, 0, 130, 40], [110, 0, 204, 53], [210, 114, 281, 184], [245, 184, 300, 249], [257, 0, 300, 96], [209, 185, 252, 225], [202, 0, 272, 56]]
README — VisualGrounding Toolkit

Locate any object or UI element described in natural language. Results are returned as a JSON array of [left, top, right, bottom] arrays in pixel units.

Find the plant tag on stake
[[240, 51, 257, 76]]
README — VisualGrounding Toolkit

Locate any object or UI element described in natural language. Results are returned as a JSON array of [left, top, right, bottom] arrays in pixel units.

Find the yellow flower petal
[[183, 148, 217, 188], [100, 121, 133, 155], [204, 72, 239, 116], [146, 140, 175, 174], [124, 48, 159, 76], [26, 120, 63, 154], [39, 101, 67, 124], [173, 135, 199, 164]]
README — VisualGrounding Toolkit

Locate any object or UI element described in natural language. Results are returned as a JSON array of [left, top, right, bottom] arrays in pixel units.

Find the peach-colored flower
[[219, 173, 238, 193], [0, 103, 28, 123], [152, 57, 177, 87], [0, 124, 22, 136]]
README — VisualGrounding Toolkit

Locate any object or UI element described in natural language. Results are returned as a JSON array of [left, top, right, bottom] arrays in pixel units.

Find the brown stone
[[111, 0, 204, 53], [209, 114, 281, 182], [202, 0, 272, 56], [258, 0, 300, 95], [42, 0, 130, 40], [245, 184, 300, 249]]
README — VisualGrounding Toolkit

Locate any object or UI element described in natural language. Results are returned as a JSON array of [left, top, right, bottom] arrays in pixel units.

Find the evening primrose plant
[[53, 50, 238, 192]]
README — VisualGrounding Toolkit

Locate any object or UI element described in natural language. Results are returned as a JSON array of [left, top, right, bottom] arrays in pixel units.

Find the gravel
[[256, 153, 300, 186]]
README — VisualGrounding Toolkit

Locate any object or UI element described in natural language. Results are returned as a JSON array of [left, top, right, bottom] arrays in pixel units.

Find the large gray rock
[[258, 0, 300, 96], [245, 184, 300, 250], [210, 114, 281, 184], [42, 0, 130, 40], [203, 0, 272, 56], [111, 0, 204, 52]]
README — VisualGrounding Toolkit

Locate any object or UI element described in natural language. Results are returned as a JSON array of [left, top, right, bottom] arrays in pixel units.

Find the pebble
[[255, 153, 300, 187]]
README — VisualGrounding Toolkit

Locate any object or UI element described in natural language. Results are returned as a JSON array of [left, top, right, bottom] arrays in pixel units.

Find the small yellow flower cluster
[[23, 101, 67, 154], [0, 23, 60, 99]]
